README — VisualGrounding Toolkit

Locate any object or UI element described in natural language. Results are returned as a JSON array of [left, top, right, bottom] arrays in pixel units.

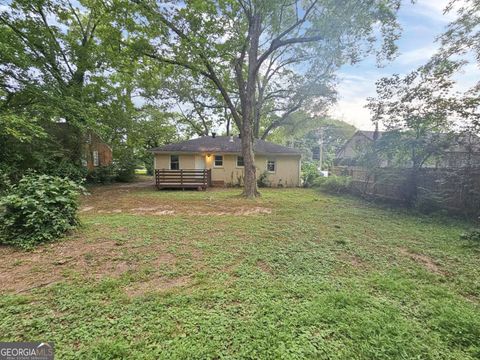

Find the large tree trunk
[[241, 13, 262, 198], [241, 122, 258, 198]]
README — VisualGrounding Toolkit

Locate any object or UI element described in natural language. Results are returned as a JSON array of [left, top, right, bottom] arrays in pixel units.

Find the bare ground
[[398, 247, 446, 275], [0, 239, 177, 293], [0, 182, 270, 294], [80, 181, 271, 216]]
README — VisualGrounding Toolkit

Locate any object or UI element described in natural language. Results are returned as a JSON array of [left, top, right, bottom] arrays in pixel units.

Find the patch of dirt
[[151, 252, 177, 267], [125, 275, 190, 298], [81, 183, 272, 216], [0, 239, 177, 294], [97, 209, 123, 214], [336, 252, 369, 271], [0, 183, 270, 294], [117, 181, 154, 188], [256, 260, 273, 274], [154, 210, 175, 215], [138, 206, 272, 216], [399, 248, 445, 275], [131, 206, 168, 212], [347, 254, 365, 268]]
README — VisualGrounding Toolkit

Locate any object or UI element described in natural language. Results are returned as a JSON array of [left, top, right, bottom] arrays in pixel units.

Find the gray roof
[[358, 130, 384, 140], [150, 136, 301, 155]]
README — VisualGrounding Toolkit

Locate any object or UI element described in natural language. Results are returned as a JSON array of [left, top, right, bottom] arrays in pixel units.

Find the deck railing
[[155, 169, 211, 190]]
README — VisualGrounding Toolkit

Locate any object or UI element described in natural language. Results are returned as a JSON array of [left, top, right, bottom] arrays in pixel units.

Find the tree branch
[[131, 0, 243, 128], [260, 100, 303, 139], [256, 0, 320, 68], [36, 5, 75, 78]]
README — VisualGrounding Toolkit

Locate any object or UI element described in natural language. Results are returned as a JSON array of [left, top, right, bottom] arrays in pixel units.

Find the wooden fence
[[155, 169, 212, 190], [332, 166, 480, 216]]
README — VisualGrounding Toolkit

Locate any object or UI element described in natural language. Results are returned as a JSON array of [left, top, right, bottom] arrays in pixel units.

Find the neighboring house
[[336, 130, 384, 165], [82, 131, 113, 170], [439, 133, 480, 168], [336, 129, 480, 168], [150, 134, 302, 187], [48, 122, 113, 170]]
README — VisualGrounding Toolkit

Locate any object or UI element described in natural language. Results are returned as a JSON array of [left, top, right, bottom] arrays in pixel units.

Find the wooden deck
[[155, 169, 212, 190]]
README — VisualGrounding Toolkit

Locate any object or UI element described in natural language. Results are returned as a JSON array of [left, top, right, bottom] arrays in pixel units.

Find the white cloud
[[412, 0, 457, 23], [329, 72, 379, 130], [396, 43, 439, 66], [330, 98, 374, 130]]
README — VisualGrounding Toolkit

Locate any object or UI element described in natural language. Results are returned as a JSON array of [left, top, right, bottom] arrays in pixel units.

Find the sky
[[330, 0, 479, 130]]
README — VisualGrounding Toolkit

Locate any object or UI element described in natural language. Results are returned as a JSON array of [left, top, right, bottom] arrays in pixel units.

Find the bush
[[115, 157, 136, 183], [460, 229, 480, 242], [415, 194, 445, 214], [257, 171, 270, 188], [87, 165, 117, 184], [301, 162, 320, 188], [313, 175, 351, 194], [0, 174, 85, 249], [46, 160, 87, 184], [0, 165, 13, 196], [142, 153, 154, 176]]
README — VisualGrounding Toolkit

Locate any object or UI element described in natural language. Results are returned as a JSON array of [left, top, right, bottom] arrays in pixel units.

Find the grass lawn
[[0, 182, 479, 359]]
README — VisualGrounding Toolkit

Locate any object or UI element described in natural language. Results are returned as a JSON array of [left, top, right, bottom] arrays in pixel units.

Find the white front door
[[195, 155, 206, 169]]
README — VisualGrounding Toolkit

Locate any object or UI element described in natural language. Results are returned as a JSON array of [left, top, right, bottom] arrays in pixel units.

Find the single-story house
[[150, 134, 302, 188], [336, 130, 384, 165]]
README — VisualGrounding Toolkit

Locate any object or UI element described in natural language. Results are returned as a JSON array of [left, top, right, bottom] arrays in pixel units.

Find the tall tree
[[122, 0, 403, 197], [0, 0, 129, 164], [366, 62, 464, 203]]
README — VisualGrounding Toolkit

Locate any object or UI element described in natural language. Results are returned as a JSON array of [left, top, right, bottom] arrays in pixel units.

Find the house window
[[236, 156, 244, 167], [214, 155, 223, 167], [93, 151, 99, 167], [267, 160, 276, 172], [170, 155, 179, 170]]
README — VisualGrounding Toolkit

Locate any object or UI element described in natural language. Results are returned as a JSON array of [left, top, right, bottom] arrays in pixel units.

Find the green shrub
[[257, 171, 270, 188], [115, 158, 136, 183], [415, 194, 445, 214], [301, 162, 320, 188], [0, 174, 85, 249], [460, 229, 480, 242], [314, 175, 351, 194], [0, 165, 13, 196], [87, 165, 117, 184], [142, 152, 154, 175], [311, 176, 327, 187], [114, 147, 137, 183], [46, 160, 87, 184]]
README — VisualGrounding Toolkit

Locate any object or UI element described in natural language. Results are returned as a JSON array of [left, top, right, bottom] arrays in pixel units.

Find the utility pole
[[318, 128, 324, 172]]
